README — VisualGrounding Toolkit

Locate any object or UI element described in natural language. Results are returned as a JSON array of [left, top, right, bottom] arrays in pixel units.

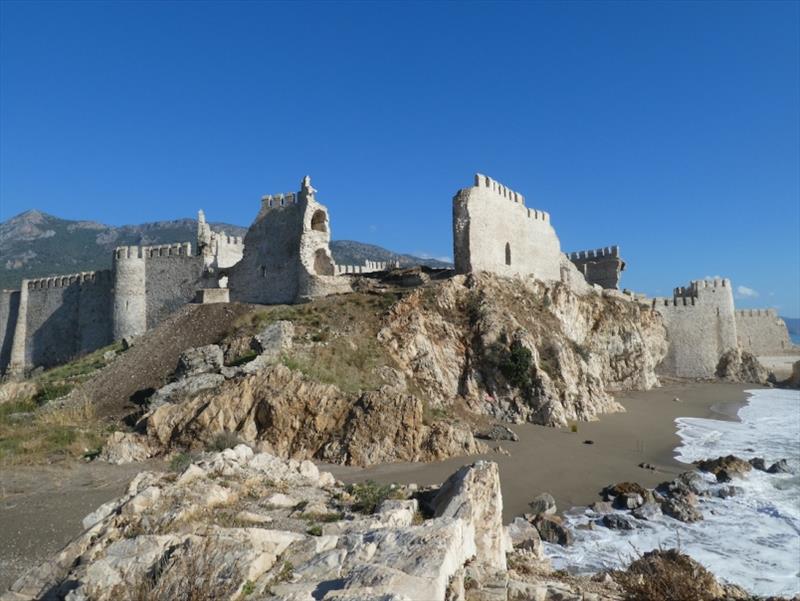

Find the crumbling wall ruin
[[228, 176, 350, 304]]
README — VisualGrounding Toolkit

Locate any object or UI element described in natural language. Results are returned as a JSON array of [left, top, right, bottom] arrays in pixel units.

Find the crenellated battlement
[[472, 173, 553, 223], [568, 246, 620, 261], [26, 270, 112, 290], [114, 243, 193, 260], [671, 278, 731, 299], [261, 192, 300, 209], [335, 260, 400, 275], [735, 308, 778, 318]]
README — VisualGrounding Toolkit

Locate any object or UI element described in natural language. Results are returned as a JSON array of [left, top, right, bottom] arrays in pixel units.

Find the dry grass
[[0, 394, 110, 466], [111, 536, 244, 601], [228, 292, 401, 394], [615, 548, 723, 601]]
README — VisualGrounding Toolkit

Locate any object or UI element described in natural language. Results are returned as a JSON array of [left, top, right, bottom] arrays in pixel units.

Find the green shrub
[[347, 480, 403, 514], [225, 350, 258, 367], [498, 340, 533, 390], [34, 383, 74, 405], [207, 431, 242, 452], [169, 452, 194, 472], [306, 524, 323, 536]]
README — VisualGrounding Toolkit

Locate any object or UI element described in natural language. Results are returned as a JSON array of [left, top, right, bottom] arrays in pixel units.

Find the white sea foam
[[546, 388, 800, 596]]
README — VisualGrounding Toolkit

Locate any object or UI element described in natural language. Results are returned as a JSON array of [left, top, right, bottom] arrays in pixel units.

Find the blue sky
[[1, 1, 798, 316]]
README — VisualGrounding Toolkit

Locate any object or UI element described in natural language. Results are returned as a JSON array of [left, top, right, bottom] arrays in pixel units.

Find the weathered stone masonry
[[736, 309, 792, 355], [567, 246, 626, 290], [453, 174, 562, 282], [227, 176, 350, 304], [650, 279, 738, 379]]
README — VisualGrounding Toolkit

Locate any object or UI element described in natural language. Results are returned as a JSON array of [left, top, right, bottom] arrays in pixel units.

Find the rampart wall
[[651, 278, 737, 378], [567, 246, 625, 289], [735, 309, 792, 354], [19, 271, 114, 370], [453, 173, 562, 281], [335, 260, 398, 275], [140, 243, 204, 328], [0, 290, 21, 374]]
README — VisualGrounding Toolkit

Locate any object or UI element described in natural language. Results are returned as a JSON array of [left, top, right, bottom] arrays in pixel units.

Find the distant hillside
[[781, 316, 799, 334], [0, 210, 451, 290]]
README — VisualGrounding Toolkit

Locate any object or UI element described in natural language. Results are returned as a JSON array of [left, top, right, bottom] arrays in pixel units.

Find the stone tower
[[112, 246, 147, 341]]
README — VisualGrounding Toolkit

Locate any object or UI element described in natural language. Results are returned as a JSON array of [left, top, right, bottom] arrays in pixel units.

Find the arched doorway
[[311, 210, 328, 233], [314, 249, 335, 275]]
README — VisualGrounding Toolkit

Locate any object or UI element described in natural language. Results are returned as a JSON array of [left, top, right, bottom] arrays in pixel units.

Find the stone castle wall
[[0, 290, 21, 374], [453, 174, 562, 282], [567, 246, 625, 289], [141, 243, 204, 328], [12, 271, 114, 371], [651, 279, 737, 378], [735, 309, 792, 355]]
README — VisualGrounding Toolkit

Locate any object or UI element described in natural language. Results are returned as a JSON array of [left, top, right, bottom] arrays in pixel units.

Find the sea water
[[546, 388, 800, 596]]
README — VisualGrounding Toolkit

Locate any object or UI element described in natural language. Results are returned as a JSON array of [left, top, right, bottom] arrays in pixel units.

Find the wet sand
[[327, 381, 755, 522]]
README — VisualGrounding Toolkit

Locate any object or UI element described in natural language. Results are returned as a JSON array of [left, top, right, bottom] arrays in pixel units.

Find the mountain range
[[0, 210, 451, 290]]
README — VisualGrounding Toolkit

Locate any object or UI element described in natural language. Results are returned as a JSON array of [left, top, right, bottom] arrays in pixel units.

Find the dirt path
[[0, 459, 164, 590]]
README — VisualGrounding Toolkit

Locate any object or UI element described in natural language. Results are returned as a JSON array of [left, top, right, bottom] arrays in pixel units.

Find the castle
[[0, 173, 792, 379], [0, 177, 393, 376]]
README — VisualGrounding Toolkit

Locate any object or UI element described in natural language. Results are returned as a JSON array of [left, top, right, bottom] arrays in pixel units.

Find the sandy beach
[[0, 381, 753, 589], [328, 381, 755, 521]]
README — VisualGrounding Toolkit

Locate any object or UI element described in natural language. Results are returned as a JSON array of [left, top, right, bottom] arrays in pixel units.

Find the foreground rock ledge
[[3, 448, 769, 601]]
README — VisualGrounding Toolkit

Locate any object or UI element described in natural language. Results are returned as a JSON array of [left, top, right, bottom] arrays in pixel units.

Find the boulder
[[748, 457, 768, 471], [507, 517, 543, 556], [432, 460, 508, 570], [716, 348, 769, 384], [527, 492, 557, 517], [767, 459, 793, 474], [601, 514, 634, 530], [252, 320, 294, 358], [660, 497, 703, 523], [631, 503, 662, 521], [477, 424, 519, 442], [695, 455, 752, 482], [589, 501, 613, 515], [174, 344, 223, 378], [602, 482, 648, 501], [532, 515, 572, 547], [98, 432, 154, 465]]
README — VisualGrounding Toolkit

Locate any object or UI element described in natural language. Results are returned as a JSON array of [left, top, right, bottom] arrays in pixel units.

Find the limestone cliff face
[[145, 364, 486, 466], [378, 273, 667, 426]]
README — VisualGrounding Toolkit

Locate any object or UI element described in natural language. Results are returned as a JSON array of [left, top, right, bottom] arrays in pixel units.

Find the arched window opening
[[505, 242, 511, 266], [311, 210, 328, 233], [314, 249, 334, 275]]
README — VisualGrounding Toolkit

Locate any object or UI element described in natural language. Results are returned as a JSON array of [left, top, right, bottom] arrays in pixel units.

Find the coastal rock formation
[[142, 363, 486, 466], [379, 272, 667, 426], [715, 348, 769, 384], [3, 450, 615, 601]]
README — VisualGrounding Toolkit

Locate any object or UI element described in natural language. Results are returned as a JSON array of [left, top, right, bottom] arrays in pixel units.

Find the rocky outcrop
[[715, 348, 769, 384], [378, 273, 667, 427], [5, 451, 623, 601], [142, 363, 485, 466]]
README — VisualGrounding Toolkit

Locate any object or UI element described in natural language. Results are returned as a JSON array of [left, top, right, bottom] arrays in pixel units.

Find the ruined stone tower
[[228, 176, 349, 304]]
